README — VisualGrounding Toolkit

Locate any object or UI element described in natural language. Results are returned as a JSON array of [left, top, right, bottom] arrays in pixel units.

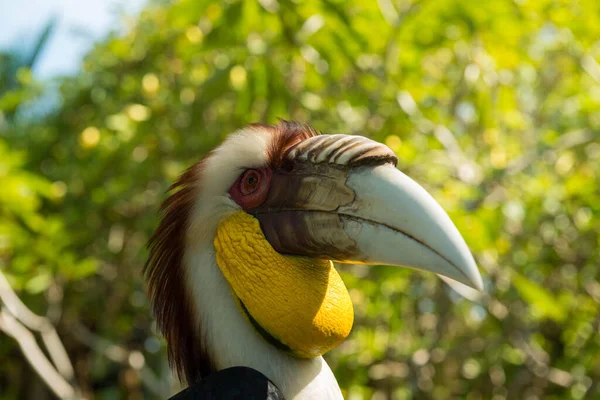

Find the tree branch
[[0, 310, 79, 400], [0, 270, 75, 381]]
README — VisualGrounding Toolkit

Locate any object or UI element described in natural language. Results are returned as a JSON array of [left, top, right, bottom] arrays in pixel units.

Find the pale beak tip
[[471, 273, 484, 292], [463, 260, 484, 291], [450, 248, 483, 291]]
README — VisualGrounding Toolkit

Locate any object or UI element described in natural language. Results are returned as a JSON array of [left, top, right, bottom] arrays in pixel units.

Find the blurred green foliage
[[1, 0, 600, 399]]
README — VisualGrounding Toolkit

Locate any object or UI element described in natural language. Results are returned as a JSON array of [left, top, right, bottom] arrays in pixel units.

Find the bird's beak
[[251, 135, 483, 291]]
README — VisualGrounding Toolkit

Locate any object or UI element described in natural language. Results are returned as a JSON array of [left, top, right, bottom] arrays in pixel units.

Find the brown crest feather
[[144, 159, 215, 384], [266, 120, 319, 167], [143, 121, 318, 384]]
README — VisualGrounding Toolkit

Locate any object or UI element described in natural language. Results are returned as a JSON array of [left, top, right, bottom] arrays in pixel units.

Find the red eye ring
[[240, 169, 261, 195], [229, 167, 272, 210]]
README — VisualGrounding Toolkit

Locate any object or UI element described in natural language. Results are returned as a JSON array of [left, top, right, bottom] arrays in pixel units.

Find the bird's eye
[[240, 170, 261, 195], [229, 167, 272, 209]]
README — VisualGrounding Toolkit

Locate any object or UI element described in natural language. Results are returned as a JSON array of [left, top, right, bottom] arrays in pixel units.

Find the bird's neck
[[184, 245, 343, 400]]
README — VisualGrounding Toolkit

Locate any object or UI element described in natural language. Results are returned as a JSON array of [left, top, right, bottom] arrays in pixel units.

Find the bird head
[[145, 121, 483, 383]]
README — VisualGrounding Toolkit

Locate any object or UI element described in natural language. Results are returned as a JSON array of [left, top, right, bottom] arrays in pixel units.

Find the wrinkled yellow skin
[[214, 211, 354, 358]]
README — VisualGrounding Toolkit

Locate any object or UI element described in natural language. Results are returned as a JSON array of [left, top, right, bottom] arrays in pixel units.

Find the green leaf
[[512, 273, 567, 323]]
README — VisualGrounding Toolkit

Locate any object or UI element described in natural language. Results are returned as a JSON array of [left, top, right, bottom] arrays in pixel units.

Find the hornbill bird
[[145, 121, 483, 399]]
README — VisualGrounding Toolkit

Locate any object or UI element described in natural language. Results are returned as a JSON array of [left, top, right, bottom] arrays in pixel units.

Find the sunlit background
[[1, 0, 599, 399]]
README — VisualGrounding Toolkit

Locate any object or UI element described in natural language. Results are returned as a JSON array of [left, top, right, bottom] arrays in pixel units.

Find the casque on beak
[[250, 134, 483, 291]]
